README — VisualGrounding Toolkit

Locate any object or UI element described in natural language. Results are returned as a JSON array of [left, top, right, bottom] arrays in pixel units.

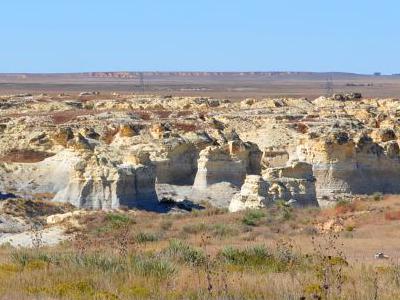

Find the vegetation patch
[[166, 239, 206, 266], [242, 210, 266, 226]]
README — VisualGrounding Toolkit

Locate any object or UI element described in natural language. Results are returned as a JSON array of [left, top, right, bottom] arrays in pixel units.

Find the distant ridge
[[0, 71, 376, 78], [0, 71, 399, 100]]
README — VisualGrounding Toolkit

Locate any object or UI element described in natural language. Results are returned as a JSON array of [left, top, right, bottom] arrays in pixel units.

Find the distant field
[[1, 72, 400, 99]]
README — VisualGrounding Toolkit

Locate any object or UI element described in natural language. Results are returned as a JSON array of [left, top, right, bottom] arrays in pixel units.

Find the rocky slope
[[0, 92, 399, 210]]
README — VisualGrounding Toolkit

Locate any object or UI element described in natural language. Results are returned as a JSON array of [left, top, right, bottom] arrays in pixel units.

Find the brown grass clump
[[101, 127, 119, 145], [136, 111, 151, 121], [294, 122, 309, 134], [151, 110, 172, 119], [173, 122, 198, 132], [334, 199, 366, 215], [0, 149, 55, 163], [51, 109, 96, 125], [385, 210, 400, 221], [1, 199, 74, 218], [176, 110, 193, 117]]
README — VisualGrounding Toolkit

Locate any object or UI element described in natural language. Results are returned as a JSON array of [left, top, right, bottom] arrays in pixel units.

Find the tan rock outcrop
[[229, 175, 270, 212], [193, 138, 261, 190], [263, 162, 318, 206], [296, 131, 400, 206]]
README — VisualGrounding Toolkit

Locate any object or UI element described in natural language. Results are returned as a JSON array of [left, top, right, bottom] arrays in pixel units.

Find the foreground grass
[[1, 198, 400, 299]]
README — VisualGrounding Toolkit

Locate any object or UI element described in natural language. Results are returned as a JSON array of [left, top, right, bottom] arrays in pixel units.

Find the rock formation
[[263, 161, 318, 206], [295, 131, 400, 206], [229, 162, 317, 212], [229, 175, 270, 212], [193, 139, 261, 190], [2, 92, 400, 211]]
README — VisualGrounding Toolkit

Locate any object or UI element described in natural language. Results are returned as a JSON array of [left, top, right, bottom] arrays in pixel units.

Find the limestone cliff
[[0, 149, 157, 210], [295, 131, 400, 206], [193, 139, 261, 190]]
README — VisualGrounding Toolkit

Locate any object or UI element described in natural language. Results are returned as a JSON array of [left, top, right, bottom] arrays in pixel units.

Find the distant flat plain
[[1, 72, 400, 99]]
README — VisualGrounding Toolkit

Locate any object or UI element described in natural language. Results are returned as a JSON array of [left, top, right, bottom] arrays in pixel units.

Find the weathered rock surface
[[0, 149, 157, 210], [263, 161, 318, 206], [230, 162, 317, 212], [193, 138, 261, 191], [295, 131, 400, 206], [2, 93, 400, 211], [229, 175, 270, 212]]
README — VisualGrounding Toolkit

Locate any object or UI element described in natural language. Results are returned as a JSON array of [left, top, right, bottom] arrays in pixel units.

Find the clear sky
[[1, 0, 398, 74]]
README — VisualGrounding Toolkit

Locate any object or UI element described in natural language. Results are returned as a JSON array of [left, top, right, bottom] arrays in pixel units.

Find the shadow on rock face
[[135, 198, 205, 213], [0, 193, 17, 200]]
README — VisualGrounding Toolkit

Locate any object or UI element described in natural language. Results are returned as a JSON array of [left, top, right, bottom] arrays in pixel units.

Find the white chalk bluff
[[0, 93, 399, 210]]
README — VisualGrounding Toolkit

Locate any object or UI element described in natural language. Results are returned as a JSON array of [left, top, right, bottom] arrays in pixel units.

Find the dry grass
[[1, 199, 74, 219], [1, 197, 400, 299], [173, 122, 198, 132], [51, 109, 97, 125], [101, 127, 119, 145], [0, 149, 55, 163]]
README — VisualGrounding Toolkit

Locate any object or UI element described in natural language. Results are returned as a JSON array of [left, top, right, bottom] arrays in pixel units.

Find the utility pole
[[325, 75, 334, 97], [138, 72, 145, 93]]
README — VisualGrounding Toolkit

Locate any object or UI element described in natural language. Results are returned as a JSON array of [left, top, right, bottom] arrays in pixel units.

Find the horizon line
[[0, 71, 395, 76]]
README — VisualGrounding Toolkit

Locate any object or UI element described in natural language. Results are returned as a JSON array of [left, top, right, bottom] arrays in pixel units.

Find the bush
[[11, 251, 58, 267], [96, 213, 133, 233], [105, 213, 131, 227], [159, 220, 173, 231], [131, 256, 175, 279], [70, 253, 124, 273], [242, 210, 265, 226], [211, 223, 238, 239], [26, 280, 96, 298], [181, 223, 207, 235], [166, 239, 206, 266], [275, 200, 293, 220], [218, 243, 304, 273], [134, 232, 159, 244], [218, 245, 271, 267], [372, 192, 383, 201], [335, 199, 355, 214]]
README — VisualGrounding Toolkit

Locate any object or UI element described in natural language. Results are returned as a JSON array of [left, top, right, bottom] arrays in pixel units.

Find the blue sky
[[0, 0, 398, 73]]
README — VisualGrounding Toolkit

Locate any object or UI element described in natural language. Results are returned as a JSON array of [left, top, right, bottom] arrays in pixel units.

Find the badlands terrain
[[1, 84, 400, 299]]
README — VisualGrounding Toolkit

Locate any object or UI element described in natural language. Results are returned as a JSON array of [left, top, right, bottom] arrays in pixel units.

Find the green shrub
[[211, 223, 238, 239], [166, 239, 206, 266], [372, 192, 383, 201], [181, 223, 207, 235], [218, 245, 270, 267], [70, 253, 124, 273], [242, 210, 265, 226], [275, 200, 293, 220], [11, 251, 59, 267], [95, 213, 133, 233], [159, 220, 173, 231], [105, 213, 131, 228], [134, 232, 159, 243], [131, 256, 175, 279], [26, 280, 96, 298], [218, 245, 301, 272], [335, 199, 350, 208]]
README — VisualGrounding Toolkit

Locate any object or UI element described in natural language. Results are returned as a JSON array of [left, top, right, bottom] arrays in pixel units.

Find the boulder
[[263, 162, 318, 206], [229, 175, 270, 212]]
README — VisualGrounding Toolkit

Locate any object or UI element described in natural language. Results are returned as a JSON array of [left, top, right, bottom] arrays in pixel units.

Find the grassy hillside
[[1, 196, 400, 299]]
